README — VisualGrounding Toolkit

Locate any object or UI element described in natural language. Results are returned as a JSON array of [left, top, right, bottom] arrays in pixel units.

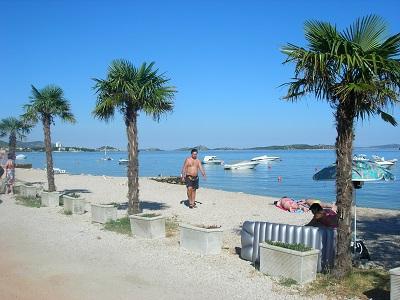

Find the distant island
[[1, 140, 399, 152], [176, 144, 336, 151]]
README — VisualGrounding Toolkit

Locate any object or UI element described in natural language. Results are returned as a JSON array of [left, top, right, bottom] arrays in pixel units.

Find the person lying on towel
[[274, 197, 337, 213]]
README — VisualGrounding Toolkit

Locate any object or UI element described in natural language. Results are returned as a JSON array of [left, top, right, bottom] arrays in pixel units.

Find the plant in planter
[[129, 213, 165, 239], [259, 241, 320, 284], [91, 203, 117, 224], [62, 193, 86, 215], [40, 190, 60, 207], [179, 223, 223, 255]]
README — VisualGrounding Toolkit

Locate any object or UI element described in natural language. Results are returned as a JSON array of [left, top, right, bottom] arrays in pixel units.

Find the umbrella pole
[[354, 191, 357, 253]]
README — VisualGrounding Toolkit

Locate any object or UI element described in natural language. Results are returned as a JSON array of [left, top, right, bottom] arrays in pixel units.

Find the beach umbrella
[[313, 160, 395, 252]]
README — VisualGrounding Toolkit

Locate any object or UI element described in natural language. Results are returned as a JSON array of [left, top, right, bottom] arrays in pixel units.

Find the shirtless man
[[181, 149, 206, 208]]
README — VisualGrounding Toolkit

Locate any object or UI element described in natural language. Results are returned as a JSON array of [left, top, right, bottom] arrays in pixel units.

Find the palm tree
[[22, 85, 76, 192], [281, 15, 400, 277], [93, 59, 176, 214], [0, 117, 32, 160]]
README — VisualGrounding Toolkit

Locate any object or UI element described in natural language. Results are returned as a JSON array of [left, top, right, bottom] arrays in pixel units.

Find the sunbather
[[274, 197, 337, 213]]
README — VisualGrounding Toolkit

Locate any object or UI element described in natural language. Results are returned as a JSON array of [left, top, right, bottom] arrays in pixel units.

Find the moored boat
[[371, 155, 397, 168], [224, 161, 259, 170], [16, 154, 27, 160], [202, 155, 224, 165], [118, 159, 129, 165], [250, 155, 280, 162]]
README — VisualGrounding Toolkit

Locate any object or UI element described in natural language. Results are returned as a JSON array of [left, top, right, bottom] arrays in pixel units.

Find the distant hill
[[246, 144, 335, 150], [0, 140, 47, 148], [97, 146, 120, 151], [176, 144, 335, 151], [176, 145, 209, 151], [367, 144, 400, 149]]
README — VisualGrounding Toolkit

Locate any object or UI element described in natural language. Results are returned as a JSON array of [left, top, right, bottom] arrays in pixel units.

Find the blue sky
[[0, 0, 399, 149]]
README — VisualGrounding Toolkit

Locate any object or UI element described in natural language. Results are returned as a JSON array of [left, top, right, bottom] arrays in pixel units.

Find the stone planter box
[[20, 184, 42, 198], [0, 179, 6, 194], [259, 243, 320, 284], [91, 204, 117, 224], [40, 191, 60, 207], [179, 223, 223, 255], [13, 182, 23, 194], [390, 267, 400, 300], [63, 195, 86, 214], [129, 214, 165, 239]]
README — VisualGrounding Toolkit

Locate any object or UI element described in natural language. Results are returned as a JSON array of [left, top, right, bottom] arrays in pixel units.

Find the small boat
[[250, 155, 280, 162], [118, 159, 129, 165], [353, 154, 369, 162], [53, 167, 67, 174], [101, 148, 113, 161], [224, 161, 259, 170], [16, 154, 27, 160], [202, 155, 224, 165], [371, 155, 397, 168]]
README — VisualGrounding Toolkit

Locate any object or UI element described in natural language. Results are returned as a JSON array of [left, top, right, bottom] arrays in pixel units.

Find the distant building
[[55, 141, 62, 148]]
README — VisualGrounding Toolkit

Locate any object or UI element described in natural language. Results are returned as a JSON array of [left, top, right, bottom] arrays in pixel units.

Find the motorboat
[[16, 154, 27, 160], [353, 154, 368, 162], [53, 168, 67, 174], [202, 155, 224, 165], [118, 159, 129, 165], [371, 155, 397, 168], [224, 161, 259, 170], [250, 155, 280, 162]]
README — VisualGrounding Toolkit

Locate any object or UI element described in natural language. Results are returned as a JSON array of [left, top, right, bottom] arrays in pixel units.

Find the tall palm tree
[[0, 117, 32, 160], [22, 85, 76, 192], [281, 15, 400, 277], [93, 59, 176, 214]]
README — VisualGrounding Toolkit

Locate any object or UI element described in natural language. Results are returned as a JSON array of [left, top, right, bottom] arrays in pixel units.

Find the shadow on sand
[[357, 213, 400, 269], [114, 201, 170, 211], [60, 189, 92, 195]]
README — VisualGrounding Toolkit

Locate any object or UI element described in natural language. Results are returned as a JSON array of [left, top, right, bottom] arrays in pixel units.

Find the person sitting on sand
[[306, 203, 338, 228], [297, 198, 337, 213]]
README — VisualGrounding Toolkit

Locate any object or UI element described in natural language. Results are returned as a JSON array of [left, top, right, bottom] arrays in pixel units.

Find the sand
[[0, 168, 399, 299]]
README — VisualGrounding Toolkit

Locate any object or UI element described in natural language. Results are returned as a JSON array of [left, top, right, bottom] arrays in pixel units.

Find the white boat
[[371, 155, 397, 168], [250, 155, 280, 162], [224, 161, 259, 170], [53, 168, 67, 174], [16, 154, 27, 160], [101, 148, 113, 161], [118, 159, 129, 165], [202, 155, 224, 165], [353, 154, 368, 161]]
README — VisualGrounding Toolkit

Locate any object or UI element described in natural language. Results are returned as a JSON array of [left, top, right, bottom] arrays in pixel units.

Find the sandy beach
[[0, 168, 399, 299]]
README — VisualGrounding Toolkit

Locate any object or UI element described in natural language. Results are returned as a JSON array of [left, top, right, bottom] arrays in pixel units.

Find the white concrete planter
[[129, 214, 165, 239], [390, 267, 400, 300], [40, 191, 60, 207], [13, 182, 23, 194], [20, 184, 42, 198], [63, 195, 86, 214], [259, 243, 319, 284], [179, 223, 223, 255], [0, 179, 6, 194], [91, 204, 117, 224]]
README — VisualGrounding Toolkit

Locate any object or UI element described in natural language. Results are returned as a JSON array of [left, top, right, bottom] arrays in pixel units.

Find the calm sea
[[17, 149, 400, 210]]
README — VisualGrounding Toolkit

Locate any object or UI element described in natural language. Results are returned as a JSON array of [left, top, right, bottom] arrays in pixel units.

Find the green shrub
[[104, 217, 131, 236], [266, 241, 312, 252], [15, 196, 41, 208]]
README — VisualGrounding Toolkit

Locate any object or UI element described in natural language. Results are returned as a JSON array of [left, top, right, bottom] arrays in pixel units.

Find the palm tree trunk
[[126, 109, 140, 215], [333, 100, 355, 278], [43, 116, 56, 192], [8, 132, 17, 161]]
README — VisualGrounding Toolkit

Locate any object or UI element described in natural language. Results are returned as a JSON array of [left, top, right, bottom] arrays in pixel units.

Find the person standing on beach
[[181, 149, 206, 208]]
